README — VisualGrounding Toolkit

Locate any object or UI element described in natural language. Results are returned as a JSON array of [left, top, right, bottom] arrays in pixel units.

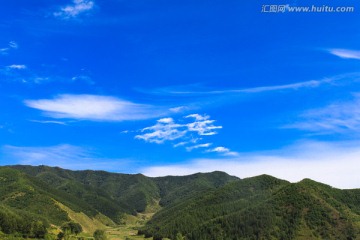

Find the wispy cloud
[[135, 114, 235, 154], [30, 120, 68, 125], [169, 106, 189, 113], [287, 93, 360, 133], [0, 41, 18, 55], [186, 143, 212, 152], [186, 114, 222, 135], [54, 0, 95, 20], [0, 63, 94, 85], [173, 142, 188, 147], [145, 74, 353, 97], [329, 49, 360, 60], [135, 118, 187, 144], [25, 94, 166, 121], [135, 114, 221, 144], [2, 144, 132, 171], [7, 64, 27, 70], [205, 146, 238, 156], [8, 41, 18, 49], [142, 140, 360, 189], [0, 64, 51, 84]]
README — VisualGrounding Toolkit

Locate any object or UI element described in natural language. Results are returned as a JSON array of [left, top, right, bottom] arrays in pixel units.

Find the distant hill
[[1, 165, 360, 239]]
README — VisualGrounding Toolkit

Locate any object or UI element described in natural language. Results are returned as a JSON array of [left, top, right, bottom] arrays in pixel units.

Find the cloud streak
[[7, 64, 27, 70], [205, 146, 238, 156], [25, 94, 166, 121], [186, 143, 212, 152], [144, 74, 355, 97], [287, 93, 360, 134], [329, 49, 360, 60], [54, 0, 95, 19], [0, 41, 18, 55]]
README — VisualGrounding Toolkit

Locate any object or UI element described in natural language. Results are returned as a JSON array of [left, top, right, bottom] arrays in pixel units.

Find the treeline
[[0, 205, 47, 239]]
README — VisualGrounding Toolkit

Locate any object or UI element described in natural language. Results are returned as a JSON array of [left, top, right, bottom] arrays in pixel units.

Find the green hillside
[[141, 175, 360, 240], [154, 171, 239, 207], [9, 165, 236, 219], [1, 165, 360, 240], [1, 165, 236, 239]]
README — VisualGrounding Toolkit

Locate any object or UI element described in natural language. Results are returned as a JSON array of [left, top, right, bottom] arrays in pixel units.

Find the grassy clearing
[[56, 199, 164, 240], [104, 200, 170, 240], [56, 201, 109, 234]]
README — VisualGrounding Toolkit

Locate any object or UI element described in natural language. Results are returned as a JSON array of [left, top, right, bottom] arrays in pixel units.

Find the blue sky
[[1, 0, 360, 188]]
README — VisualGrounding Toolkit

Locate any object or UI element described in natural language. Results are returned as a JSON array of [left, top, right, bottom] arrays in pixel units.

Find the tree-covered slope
[[0, 167, 75, 238], [154, 171, 239, 207], [141, 175, 360, 240], [10, 165, 160, 216], [2, 165, 360, 240], [10, 165, 237, 215]]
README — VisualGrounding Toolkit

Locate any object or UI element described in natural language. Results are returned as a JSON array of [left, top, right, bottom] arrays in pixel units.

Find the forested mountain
[[1, 165, 360, 240], [143, 175, 360, 239]]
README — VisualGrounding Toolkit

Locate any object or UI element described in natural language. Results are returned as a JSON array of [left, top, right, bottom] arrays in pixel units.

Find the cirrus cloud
[[7, 64, 27, 70], [329, 49, 360, 60], [0, 41, 18, 55], [135, 114, 237, 155], [205, 146, 239, 156], [135, 118, 187, 144], [25, 94, 166, 121], [286, 93, 360, 134], [54, 0, 95, 20]]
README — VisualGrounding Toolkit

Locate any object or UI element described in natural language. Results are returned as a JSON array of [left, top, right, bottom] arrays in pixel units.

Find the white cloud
[[329, 49, 360, 60], [0, 64, 95, 85], [207, 146, 229, 153], [54, 0, 95, 19], [30, 120, 68, 125], [146, 74, 355, 96], [173, 142, 188, 147], [287, 93, 360, 133], [186, 143, 212, 152], [0, 41, 18, 55], [169, 106, 188, 113], [135, 114, 224, 152], [2, 144, 132, 172], [135, 118, 187, 144], [206, 146, 238, 156], [142, 140, 360, 189], [157, 118, 174, 124], [185, 114, 222, 135], [7, 64, 27, 70], [25, 94, 165, 121], [8, 41, 18, 49]]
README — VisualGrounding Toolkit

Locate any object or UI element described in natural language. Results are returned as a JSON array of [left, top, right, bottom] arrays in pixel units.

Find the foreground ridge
[[0, 165, 359, 239]]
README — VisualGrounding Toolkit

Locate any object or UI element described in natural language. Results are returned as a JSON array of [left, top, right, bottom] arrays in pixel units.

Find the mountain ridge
[[1, 165, 360, 239]]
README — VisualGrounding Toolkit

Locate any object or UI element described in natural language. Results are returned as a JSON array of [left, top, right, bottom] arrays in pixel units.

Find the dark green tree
[[61, 221, 82, 235], [93, 229, 108, 240]]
